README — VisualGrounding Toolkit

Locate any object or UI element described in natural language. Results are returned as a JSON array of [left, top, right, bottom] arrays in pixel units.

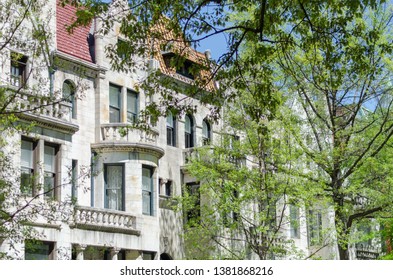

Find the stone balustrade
[[183, 147, 198, 164], [16, 93, 72, 122], [72, 206, 140, 235], [101, 124, 159, 144]]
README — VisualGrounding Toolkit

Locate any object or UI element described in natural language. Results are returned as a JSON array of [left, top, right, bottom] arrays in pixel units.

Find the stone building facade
[[0, 0, 383, 260]]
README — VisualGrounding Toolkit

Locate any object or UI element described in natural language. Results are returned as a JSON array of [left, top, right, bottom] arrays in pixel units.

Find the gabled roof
[[56, 0, 93, 63]]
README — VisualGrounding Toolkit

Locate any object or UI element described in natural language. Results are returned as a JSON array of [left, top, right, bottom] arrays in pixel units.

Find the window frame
[[184, 114, 194, 148], [20, 138, 36, 196], [184, 182, 201, 225], [308, 209, 323, 246], [62, 80, 77, 119], [24, 240, 55, 260], [109, 83, 121, 123], [142, 165, 154, 216], [104, 163, 125, 211], [43, 143, 59, 199], [166, 112, 176, 147], [289, 205, 300, 239], [10, 52, 28, 88], [202, 119, 211, 145], [127, 89, 139, 124]]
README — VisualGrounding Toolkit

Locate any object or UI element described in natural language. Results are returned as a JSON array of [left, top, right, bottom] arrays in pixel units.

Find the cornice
[[91, 142, 165, 159]]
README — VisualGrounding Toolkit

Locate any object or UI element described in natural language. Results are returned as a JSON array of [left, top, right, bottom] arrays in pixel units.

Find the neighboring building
[[0, 0, 384, 260]]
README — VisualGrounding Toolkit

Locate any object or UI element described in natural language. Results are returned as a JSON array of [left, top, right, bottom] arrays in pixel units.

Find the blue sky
[[195, 30, 229, 62]]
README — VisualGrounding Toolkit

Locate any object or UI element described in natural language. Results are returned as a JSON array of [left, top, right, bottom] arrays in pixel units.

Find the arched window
[[202, 119, 211, 145], [184, 115, 194, 148], [62, 80, 76, 119], [166, 111, 176, 146]]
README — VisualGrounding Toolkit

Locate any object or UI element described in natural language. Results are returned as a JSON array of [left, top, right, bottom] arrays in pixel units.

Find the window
[[25, 240, 54, 260], [10, 52, 28, 87], [202, 119, 211, 145], [162, 53, 195, 80], [142, 166, 154, 215], [142, 251, 156, 260], [109, 84, 121, 123], [184, 183, 200, 225], [290, 205, 300, 238], [44, 144, 58, 199], [63, 80, 77, 119], [166, 111, 176, 146], [159, 179, 172, 197], [21, 138, 36, 196], [127, 89, 138, 123], [117, 39, 127, 61], [308, 209, 323, 246], [20, 137, 60, 199], [71, 160, 78, 200], [104, 164, 125, 211], [184, 115, 194, 148], [223, 189, 239, 227], [176, 59, 195, 79]]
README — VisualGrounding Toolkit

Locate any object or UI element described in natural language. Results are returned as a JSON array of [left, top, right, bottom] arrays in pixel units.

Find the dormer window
[[162, 53, 196, 80], [176, 59, 195, 80]]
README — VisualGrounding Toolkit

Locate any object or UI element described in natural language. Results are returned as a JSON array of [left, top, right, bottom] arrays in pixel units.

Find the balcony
[[93, 124, 164, 157], [355, 244, 380, 260], [100, 123, 159, 144], [182, 146, 246, 167], [71, 206, 140, 235], [183, 147, 198, 165], [12, 91, 78, 133]]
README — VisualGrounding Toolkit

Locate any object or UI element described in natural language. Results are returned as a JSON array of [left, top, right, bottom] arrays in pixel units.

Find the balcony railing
[[72, 206, 140, 235], [100, 124, 159, 144], [183, 147, 198, 164], [355, 244, 380, 260], [183, 147, 246, 167], [15, 93, 73, 123]]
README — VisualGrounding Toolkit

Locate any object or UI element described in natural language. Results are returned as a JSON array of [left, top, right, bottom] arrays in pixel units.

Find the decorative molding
[[91, 142, 165, 159], [53, 50, 107, 78], [18, 112, 79, 134]]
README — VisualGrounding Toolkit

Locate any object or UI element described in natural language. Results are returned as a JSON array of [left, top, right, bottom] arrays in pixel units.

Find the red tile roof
[[151, 17, 216, 91], [56, 0, 93, 63]]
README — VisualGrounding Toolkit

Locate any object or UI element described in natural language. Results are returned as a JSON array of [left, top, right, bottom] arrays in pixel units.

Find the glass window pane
[[202, 121, 208, 138], [105, 165, 123, 211], [185, 115, 191, 133], [109, 85, 120, 108], [21, 168, 33, 196], [44, 172, 55, 198], [166, 112, 173, 127], [25, 241, 53, 260], [127, 90, 138, 114], [109, 107, 120, 123], [142, 167, 152, 191], [44, 145, 56, 172], [21, 140, 33, 168], [142, 191, 151, 215]]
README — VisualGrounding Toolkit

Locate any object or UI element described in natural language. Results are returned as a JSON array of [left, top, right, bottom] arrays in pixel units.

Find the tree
[[181, 84, 312, 260], [0, 0, 88, 259], [70, 0, 393, 259], [274, 1, 393, 259]]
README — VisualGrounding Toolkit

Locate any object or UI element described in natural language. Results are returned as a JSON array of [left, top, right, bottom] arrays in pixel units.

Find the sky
[[195, 31, 229, 62]]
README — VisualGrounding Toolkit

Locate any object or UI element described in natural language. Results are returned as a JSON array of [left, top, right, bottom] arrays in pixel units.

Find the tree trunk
[[337, 243, 349, 260]]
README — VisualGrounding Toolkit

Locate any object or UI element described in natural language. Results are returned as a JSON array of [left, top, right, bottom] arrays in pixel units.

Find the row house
[[0, 0, 383, 260]]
